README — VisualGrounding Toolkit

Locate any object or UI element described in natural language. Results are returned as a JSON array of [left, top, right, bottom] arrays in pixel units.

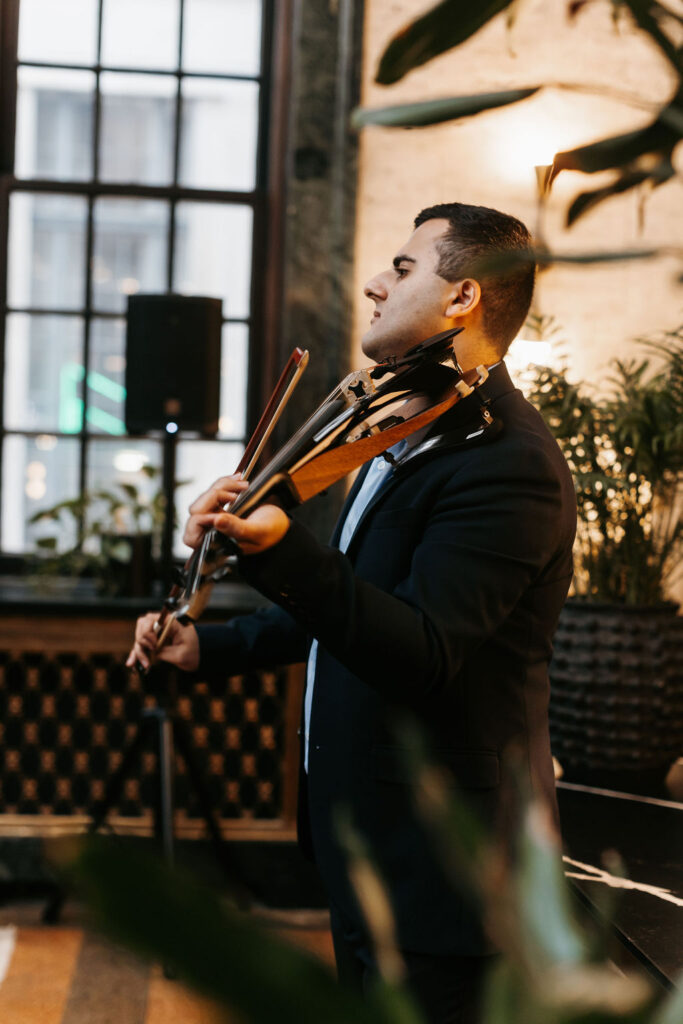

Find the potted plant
[[28, 465, 166, 598], [528, 327, 683, 791]]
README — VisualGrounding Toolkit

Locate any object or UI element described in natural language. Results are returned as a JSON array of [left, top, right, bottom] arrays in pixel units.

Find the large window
[[0, 0, 272, 557]]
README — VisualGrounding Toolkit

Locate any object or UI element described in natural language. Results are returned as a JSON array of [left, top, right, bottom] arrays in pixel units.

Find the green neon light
[[87, 370, 126, 404], [86, 407, 125, 435], [59, 362, 127, 436], [59, 364, 83, 433]]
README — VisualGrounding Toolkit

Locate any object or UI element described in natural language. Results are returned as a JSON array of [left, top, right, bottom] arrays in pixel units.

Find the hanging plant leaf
[[566, 159, 675, 226], [659, 100, 683, 135], [376, 0, 516, 85], [567, 0, 594, 17], [352, 87, 539, 129], [551, 117, 677, 180], [619, 0, 683, 76], [650, 0, 683, 25], [537, 246, 663, 265], [472, 245, 663, 278]]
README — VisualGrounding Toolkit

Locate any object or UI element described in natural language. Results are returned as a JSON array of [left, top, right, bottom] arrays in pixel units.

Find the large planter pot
[[549, 600, 683, 793]]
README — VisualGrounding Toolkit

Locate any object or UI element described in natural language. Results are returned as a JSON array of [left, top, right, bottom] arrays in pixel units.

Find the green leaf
[[551, 117, 677, 180], [659, 101, 683, 136], [652, 977, 683, 1024], [376, 0, 515, 85], [119, 483, 139, 501], [393, 720, 488, 888], [480, 959, 536, 1024], [537, 246, 662, 265], [370, 982, 427, 1024], [619, 0, 683, 77], [566, 159, 675, 226], [105, 540, 133, 563], [51, 836, 391, 1024], [471, 246, 662, 279], [352, 87, 539, 129], [35, 536, 58, 550], [515, 803, 586, 968], [28, 509, 59, 524]]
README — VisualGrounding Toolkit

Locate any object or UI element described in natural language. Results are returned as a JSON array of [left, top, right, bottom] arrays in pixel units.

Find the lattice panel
[[0, 650, 288, 822]]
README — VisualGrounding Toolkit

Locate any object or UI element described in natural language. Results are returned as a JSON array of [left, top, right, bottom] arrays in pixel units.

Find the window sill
[[0, 575, 269, 617]]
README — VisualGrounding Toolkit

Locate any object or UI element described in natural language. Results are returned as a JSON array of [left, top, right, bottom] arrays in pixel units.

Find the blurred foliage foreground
[[49, 731, 683, 1024]]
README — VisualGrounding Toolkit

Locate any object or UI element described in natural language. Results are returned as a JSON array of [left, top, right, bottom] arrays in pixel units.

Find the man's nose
[[364, 273, 388, 301]]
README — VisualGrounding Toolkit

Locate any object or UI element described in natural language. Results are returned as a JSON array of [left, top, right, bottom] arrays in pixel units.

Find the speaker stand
[[161, 423, 179, 589], [42, 666, 253, 925]]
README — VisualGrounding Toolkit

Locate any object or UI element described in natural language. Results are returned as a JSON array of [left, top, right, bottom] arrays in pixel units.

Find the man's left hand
[[183, 482, 290, 556]]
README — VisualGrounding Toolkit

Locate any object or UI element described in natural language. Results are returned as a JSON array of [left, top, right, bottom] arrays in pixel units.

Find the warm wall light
[[508, 337, 553, 368], [506, 337, 554, 392], [486, 90, 600, 189]]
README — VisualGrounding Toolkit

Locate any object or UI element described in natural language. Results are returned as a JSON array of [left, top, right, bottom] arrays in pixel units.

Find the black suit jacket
[[196, 362, 576, 955]]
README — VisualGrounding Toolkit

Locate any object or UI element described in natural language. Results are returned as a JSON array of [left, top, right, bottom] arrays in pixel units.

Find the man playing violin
[[129, 202, 576, 1024]]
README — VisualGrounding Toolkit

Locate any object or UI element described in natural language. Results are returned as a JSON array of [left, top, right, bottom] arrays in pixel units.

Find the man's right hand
[[126, 613, 200, 673]]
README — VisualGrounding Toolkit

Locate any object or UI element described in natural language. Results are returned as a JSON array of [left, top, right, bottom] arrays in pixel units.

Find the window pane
[[1, 434, 80, 553], [219, 323, 248, 439], [86, 438, 162, 537], [92, 198, 169, 313], [4, 314, 84, 433], [88, 319, 127, 435], [8, 193, 87, 310], [18, 0, 98, 66], [174, 440, 244, 555], [16, 67, 95, 182], [100, 73, 176, 186], [183, 0, 262, 76], [174, 203, 252, 319], [101, 0, 180, 70], [179, 78, 258, 192]]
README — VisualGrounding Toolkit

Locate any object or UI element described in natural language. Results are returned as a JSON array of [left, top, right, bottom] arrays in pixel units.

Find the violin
[[150, 326, 493, 654]]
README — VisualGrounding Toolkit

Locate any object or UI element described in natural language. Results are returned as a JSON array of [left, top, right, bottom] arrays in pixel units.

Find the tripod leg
[[156, 711, 175, 868], [89, 717, 152, 833], [151, 709, 179, 980], [44, 714, 152, 923], [172, 718, 253, 909]]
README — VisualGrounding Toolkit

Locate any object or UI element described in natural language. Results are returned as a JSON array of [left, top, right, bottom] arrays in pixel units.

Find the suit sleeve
[[195, 603, 310, 677], [237, 448, 567, 702]]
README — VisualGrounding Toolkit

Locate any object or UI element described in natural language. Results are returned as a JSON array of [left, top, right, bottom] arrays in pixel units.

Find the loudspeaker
[[125, 294, 222, 435]]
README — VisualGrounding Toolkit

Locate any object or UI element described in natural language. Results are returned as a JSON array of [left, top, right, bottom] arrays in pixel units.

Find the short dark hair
[[414, 202, 535, 354]]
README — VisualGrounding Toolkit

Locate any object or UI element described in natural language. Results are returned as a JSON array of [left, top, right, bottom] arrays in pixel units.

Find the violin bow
[[149, 347, 309, 655], [236, 347, 309, 479]]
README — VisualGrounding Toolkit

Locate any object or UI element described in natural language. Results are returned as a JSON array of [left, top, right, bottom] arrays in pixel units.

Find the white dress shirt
[[303, 442, 405, 771]]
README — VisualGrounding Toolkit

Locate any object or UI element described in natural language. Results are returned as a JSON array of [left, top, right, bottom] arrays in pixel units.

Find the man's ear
[[445, 278, 481, 318]]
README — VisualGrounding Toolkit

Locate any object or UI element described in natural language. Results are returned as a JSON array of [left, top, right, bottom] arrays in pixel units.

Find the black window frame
[[0, 0, 278, 567]]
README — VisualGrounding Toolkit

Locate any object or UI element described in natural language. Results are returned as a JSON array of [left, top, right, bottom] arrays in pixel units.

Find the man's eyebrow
[[393, 254, 417, 268]]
